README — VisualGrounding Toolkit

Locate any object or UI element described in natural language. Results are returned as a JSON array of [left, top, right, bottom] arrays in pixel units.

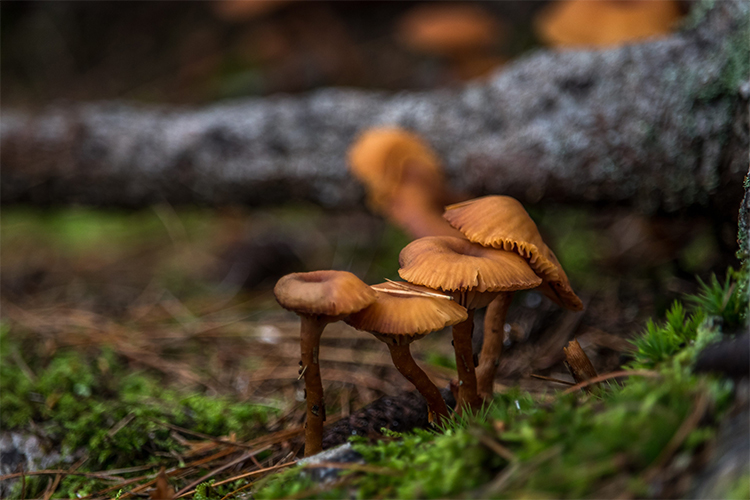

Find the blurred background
[[2, 0, 691, 104]]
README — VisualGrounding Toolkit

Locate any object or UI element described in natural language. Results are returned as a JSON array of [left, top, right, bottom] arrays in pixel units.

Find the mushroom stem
[[451, 309, 482, 411], [388, 187, 464, 239], [300, 315, 327, 456], [476, 292, 514, 399], [386, 342, 450, 424]]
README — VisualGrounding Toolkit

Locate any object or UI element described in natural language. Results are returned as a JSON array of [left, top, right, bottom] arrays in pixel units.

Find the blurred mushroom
[[535, 0, 682, 49], [398, 236, 542, 410], [443, 195, 583, 398], [397, 3, 505, 79], [346, 281, 467, 424], [211, 0, 292, 22], [348, 127, 464, 239], [274, 270, 377, 456], [398, 3, 499, 57]]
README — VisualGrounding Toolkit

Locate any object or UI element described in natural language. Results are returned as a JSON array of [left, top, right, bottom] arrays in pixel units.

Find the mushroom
[[443, 195, 583, 398], [347, 128, 464, 239], [398, 236, 542, 410], [535, 0, 682, 49], [273, 270, 377, 456], [345, 281, 467, 424], [396, 3, 505, 80]]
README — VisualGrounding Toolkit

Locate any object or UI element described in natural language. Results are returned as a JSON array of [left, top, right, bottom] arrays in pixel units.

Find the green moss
[[0, 329, 278, 499], [255, 372, 733, 499]]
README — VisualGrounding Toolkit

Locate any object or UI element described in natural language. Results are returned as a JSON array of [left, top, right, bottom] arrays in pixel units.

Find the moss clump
[[0, 330, 279, 499], [255, 374, 733, 499]]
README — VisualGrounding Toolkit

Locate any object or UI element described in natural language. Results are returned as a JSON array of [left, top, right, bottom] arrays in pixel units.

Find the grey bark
[[2, 0, 748, 213]]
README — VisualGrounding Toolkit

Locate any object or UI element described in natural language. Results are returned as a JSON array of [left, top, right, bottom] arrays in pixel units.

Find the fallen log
[[2, 0, 747, 213]]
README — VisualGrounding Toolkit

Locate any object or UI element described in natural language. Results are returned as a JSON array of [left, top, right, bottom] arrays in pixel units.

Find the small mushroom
[[348, 128, 464, 239], [398, 236, 542, 410], [535, 0, 682, 49], [396, 3, 505, 80], [274, 270, 377, 456], [443, 195, 583, 398], [346, 281, 467, 424]]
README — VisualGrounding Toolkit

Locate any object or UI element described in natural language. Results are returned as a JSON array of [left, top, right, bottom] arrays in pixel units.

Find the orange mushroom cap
[[443, 195, 583, 311], [346, 281, 468, 343], [211, 0, 291, 22], [348, 128, 446, 214], [274, 270, 377, 318], [398, 3, 501, 57], [535, 0, 682, 49], [398, 236, 542, 309]]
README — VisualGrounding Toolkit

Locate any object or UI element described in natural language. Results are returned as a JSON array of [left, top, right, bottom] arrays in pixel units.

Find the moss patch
[[0, 329, 279, 499]]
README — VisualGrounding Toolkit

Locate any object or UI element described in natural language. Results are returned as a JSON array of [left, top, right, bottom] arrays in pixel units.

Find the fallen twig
[[561, 370, 660, 395]]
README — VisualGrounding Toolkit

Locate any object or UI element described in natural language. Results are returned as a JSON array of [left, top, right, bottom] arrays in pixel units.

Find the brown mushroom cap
[[348, 128, 463, 239], [398, 3, 501, 57], [535, 0, 682, 49], [398, 236, 542, 299], [346, 282, 468, 343], [274, 270, 377, 318], [443, 195, 583, 311], [348, 128, 446, 214]]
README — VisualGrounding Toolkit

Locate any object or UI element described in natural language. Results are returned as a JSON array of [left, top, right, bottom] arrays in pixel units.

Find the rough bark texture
[[1, 0, 748, 212]]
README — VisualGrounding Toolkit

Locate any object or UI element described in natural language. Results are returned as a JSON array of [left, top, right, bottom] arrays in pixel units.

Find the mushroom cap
[[346, 282, 468, 343], [443, 195, 583, 311], [398, 236, 542, 298], [535, 0, 681, 49], [398, 3, 501, 57], [274, 270, 377, 318], [348, 128, 446, 214]]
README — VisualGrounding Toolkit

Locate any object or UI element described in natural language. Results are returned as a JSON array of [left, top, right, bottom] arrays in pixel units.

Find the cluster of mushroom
[[274, 195, 583, 456]]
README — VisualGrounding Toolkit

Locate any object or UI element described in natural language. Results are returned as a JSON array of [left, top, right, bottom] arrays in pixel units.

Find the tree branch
[[2, 0, 747, 213]]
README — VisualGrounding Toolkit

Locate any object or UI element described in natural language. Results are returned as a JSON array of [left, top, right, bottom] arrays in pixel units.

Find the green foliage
[[0, 331, 278, 498], [630, 267, 748, 369], [689, 268, 748, 330], [630, 302, 705, 367]]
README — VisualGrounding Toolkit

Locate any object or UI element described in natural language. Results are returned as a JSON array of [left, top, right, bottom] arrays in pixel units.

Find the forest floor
[[1, 203, 747, 499], [2, 2, 748, 498]]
